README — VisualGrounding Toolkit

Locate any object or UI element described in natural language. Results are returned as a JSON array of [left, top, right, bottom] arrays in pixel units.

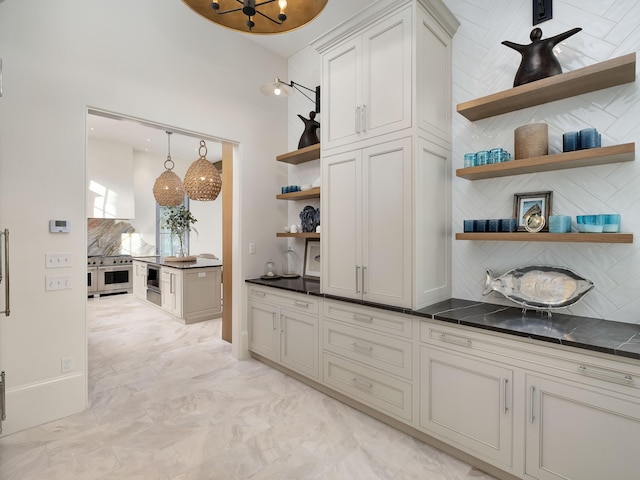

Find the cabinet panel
[[323, 299, 413, 339], [323, 37, 361, 148], [414, 140, 451, 308], [160, 268, 181, 316], [362, 138, 412, 307], [526, 374, 640, 480], [280, 308, 319, 379], [132, 261, 147, 300], [420, 346, 514, 467], [362, 7, 412, 139], [418, 7, 452, 145], [322, 149, 362, 299], [247, 300, 279, 361], [324, 319, 412, 379], [183, 268, 222, 322], [247, 285, 320, 315], [324, 352, 412, 422]]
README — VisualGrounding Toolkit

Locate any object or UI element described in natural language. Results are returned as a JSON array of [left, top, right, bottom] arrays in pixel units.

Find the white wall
[[0, 0, 288, 435], [283, 48, 322, 273], [446, 0, 640, 323]]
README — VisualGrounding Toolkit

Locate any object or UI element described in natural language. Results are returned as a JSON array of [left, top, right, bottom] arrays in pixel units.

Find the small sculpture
[[502, 27, 582, 86], [299, 205, 320, 233], [297, 111, 320, 149]]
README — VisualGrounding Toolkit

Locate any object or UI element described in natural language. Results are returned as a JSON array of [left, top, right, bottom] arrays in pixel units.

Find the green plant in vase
[[163, 206, 198, 257]]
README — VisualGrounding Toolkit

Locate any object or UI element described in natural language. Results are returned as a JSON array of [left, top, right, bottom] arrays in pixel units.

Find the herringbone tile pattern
[[447, 0, 640, 323]]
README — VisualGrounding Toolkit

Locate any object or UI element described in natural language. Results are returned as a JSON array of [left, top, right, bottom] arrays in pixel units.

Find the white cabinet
[[526, 373, 640, 480], [132, 260, 147, 300], [321, 299, 414, 422], [247, 286, 319, 380], [161, 267, 182, 317], [322, 137, 412, 307], [158, 265, 222, 323], [419, 345, 514, 468], [321, 6, 412, 150], [314, 0, 457, 309]]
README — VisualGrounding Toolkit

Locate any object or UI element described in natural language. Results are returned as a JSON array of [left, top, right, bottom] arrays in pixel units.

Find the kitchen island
[[134, 256, 222, 324]]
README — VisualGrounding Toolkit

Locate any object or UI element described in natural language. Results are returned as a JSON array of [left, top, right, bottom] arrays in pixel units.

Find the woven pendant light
[[184, 140, 222, 201], [153, 132, 185, 207]]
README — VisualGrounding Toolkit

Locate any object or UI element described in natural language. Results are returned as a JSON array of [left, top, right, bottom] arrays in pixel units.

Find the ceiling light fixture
[[260, 76, 320, 113], [182, 0, 328, 34], [153, 132, 185, 207], [183, 140, 222, 202]]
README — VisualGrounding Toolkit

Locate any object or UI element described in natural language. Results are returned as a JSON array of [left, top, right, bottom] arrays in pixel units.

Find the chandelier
[[183, 140, 222, 201], [152, 132, 185, 207], [182, 0, 328, 34]]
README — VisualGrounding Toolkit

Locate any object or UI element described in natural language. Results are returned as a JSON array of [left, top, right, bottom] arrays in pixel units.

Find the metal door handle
[[578, 365, 634, 385], [1, 229, 9, 316], [0, 371, 5, 433], [353, 314, 373, 323], [352, 377, 373, 390], [439, 333, 472, 348], [362, 266, 367, 294], [530, 386, 536, 424], [355, 265, 361, 293], [294, 301, 310, 308], [504, 378, 509, 414], [361, 104, 366, 132], [272, 312, 277, 330], [352, 342, 373, 353]]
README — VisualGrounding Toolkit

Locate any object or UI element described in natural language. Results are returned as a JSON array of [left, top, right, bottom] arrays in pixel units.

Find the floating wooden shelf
[[276, 187, 320, 200], [276, 144, 321, 164], [456, 232, 633, 244], [276, 232, 320, 239], [456, 143, 635, 180], [457, 53, 636, 121]]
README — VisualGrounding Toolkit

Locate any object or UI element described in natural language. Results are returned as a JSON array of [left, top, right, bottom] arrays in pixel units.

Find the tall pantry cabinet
[[312, 0, 458, 309]]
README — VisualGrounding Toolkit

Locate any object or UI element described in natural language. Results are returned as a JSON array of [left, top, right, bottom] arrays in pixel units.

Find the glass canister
[[282, 246, 300, 277], [264, 259, 277, 278]]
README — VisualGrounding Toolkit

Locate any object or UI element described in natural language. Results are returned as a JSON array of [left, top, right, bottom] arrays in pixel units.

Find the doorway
[[86, 108, 234, 341]]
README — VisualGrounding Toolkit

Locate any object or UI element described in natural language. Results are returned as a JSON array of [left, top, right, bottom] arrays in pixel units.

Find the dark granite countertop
[[245, 278, 640, 362], [135, 256, 222, 269]]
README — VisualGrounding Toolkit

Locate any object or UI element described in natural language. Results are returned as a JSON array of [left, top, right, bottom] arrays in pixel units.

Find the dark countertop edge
[[245, 278, 640, 362], [134, 256, 222, 269]]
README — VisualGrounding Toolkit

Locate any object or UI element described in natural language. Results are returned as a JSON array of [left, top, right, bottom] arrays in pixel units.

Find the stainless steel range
[[87, 255, 133, 296]]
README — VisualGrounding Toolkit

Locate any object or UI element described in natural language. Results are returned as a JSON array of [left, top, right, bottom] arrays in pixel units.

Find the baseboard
[[1, 373, 87, 436]]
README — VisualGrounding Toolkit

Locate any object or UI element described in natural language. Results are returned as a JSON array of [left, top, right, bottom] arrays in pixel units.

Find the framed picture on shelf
[[513, 191, 553, 231], [303, 238, 321, 279]]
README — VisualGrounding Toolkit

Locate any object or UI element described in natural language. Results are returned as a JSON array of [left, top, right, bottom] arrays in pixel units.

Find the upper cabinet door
[[361, 7, 412, 141], [322, 36, 362, 149], [321, 7, 412, 151]]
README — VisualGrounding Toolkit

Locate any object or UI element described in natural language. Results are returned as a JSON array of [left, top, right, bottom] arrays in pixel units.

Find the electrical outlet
[[249, 243, 256, 254], [61, 357, 74, 373], [533, 0, 552, 25]]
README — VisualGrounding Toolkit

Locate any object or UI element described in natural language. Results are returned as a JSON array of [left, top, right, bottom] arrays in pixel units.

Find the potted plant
[[162, 206, 198, 257]]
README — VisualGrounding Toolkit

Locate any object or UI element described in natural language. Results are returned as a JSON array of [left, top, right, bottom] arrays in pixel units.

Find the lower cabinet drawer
[[324, 320, 412, 380], [323, 353, 412, 422]]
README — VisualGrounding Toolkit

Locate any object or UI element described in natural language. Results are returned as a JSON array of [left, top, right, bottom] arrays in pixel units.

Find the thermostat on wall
[[49, 219, 71, 233]]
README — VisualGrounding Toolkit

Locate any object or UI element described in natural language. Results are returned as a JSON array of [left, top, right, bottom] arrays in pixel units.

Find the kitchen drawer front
[[323, 352, 412, 422], [247, 285, 320, 315], [323, 300, 413, 339], [420, 320, 640, 395], [324, 319, 412, 380]]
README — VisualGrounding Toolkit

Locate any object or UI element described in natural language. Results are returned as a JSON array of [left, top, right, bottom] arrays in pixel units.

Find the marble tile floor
[[0, 293, 498, 480]]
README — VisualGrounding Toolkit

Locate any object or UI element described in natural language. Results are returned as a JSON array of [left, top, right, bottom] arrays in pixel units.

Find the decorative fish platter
[[483, 265, 594, 311]]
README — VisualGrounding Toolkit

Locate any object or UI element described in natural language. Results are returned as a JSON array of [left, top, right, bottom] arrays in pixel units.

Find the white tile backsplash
[[449, 0, 640, 323]]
